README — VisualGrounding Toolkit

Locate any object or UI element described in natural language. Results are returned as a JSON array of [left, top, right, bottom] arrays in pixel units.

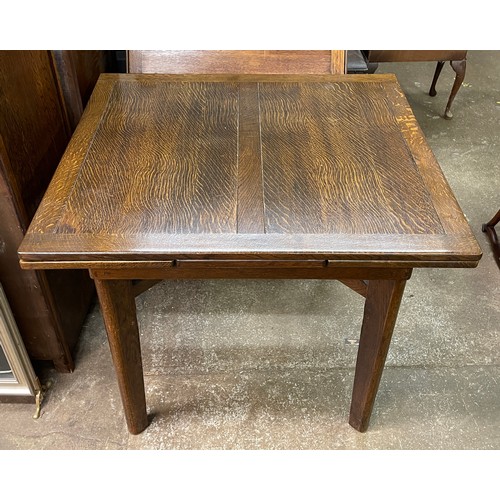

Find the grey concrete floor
[[0, 51, 498, 450]]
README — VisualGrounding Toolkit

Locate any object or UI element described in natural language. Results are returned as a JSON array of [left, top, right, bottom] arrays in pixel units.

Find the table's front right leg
[[94, 278, 148, 435], [349, 276, 408, 432]]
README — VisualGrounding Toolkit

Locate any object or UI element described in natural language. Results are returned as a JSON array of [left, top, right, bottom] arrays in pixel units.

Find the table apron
[[88, 264, 412, 281]]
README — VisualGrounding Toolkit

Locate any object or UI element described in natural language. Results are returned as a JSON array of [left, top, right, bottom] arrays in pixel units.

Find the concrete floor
[[0, 51, 498, 450]]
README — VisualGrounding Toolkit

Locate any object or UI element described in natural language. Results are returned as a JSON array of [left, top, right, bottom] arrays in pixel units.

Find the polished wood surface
[[19, 73, 481, 269], [18, 73, 481, 434], [128, 50, 346, 75], [0, 51, 96, 371]]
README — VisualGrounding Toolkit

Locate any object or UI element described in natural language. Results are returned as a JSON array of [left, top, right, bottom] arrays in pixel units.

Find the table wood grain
[[127, 50, 346, 75], [19, 73, 481, 269]]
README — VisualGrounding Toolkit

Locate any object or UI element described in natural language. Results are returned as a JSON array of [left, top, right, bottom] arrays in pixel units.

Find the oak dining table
[[18, 73, 482, 435]]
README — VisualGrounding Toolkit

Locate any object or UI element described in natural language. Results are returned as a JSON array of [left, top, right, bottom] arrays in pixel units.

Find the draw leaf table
[[18, 73, 481, 434]]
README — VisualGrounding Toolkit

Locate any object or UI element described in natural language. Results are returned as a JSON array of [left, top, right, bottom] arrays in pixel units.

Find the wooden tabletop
[[19, 73, 481, 269]]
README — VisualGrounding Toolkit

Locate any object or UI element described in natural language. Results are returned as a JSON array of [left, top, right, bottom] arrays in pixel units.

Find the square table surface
[[19, 73, 481, 270]]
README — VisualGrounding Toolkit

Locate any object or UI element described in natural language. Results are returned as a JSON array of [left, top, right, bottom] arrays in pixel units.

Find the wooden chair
[[482, 209, 500, 270], [367, 50, 467, 119], [127, 50, 346, 75]]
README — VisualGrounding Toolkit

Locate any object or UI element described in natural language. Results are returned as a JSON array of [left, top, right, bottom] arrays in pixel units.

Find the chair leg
[[429, 61, 445, 97], [444, 59, 466, 119], [482, 209, 500, 230], [482, 209, 500, 270]]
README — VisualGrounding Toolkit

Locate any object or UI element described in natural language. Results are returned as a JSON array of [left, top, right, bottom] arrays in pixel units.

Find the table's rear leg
[[94, 278, 149, 435], [349, 278, 407, 432]]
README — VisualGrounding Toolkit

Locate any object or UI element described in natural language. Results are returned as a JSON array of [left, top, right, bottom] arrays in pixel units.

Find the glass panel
[[0, 343, 15, 381]]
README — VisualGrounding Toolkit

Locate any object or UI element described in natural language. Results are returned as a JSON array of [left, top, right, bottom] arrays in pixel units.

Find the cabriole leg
[[444, 59, 466, 119], [429, 60, 445, 97]]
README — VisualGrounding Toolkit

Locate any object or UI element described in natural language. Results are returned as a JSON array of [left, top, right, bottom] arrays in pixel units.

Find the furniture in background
[[482, 209, 500, 269], [127, 50, 346, 74], [367, 50, 467, 119], [0, 51, 105, 372], [52, 50, 107, 131], [346, 50, 369, 74], [0, 282, 41, 411]]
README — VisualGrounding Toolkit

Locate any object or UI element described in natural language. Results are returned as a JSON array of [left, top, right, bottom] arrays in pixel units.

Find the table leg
[[349, 278, 407, 432], [94, 278, 149, 435]]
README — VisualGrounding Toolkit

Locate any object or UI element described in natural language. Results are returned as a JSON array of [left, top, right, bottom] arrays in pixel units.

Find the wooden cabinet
[[0, 50, 104, 371]]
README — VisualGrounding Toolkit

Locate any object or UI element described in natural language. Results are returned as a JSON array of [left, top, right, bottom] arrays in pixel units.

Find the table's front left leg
[[349, 276, 409, 432], [94, 278, 149, 435]]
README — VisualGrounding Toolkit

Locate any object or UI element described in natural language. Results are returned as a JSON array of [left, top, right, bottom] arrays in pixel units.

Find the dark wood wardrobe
[[0, 50, 106, 371]]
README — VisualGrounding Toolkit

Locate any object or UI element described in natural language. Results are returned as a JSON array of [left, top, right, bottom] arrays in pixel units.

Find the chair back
[[127, 50, 345, 74]]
